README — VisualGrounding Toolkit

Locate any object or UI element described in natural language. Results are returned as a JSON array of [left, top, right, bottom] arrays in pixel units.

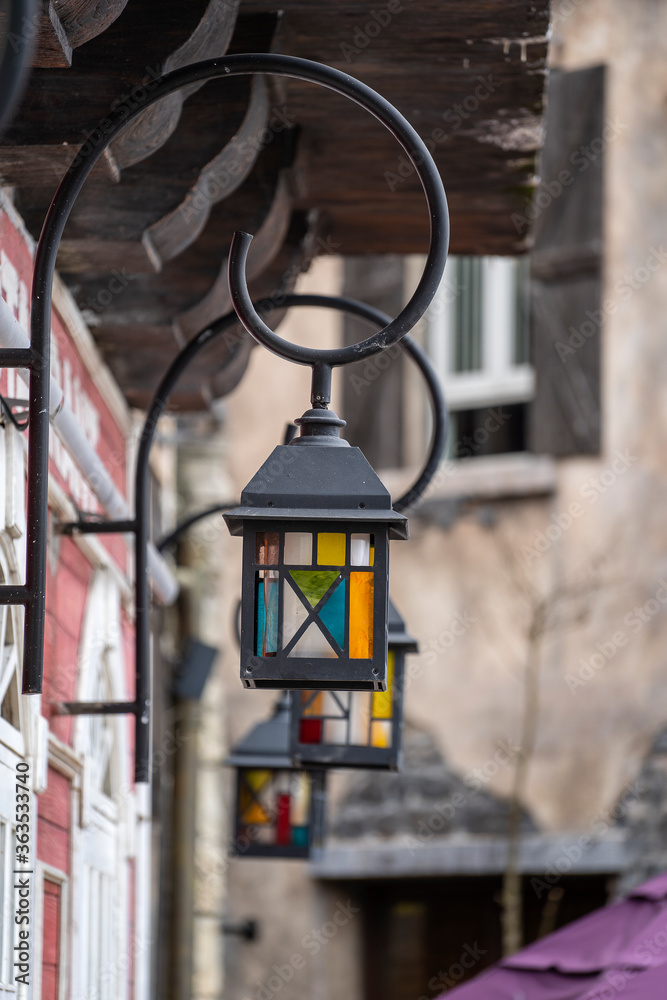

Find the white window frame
[[427, 255, 535, 412], [32, 863, 69, 1000], [70, 570, 137, 1000]]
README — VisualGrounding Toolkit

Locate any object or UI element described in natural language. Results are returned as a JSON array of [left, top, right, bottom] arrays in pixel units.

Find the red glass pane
[[276, 793, 291, 846], [299, 718, 323, 744]]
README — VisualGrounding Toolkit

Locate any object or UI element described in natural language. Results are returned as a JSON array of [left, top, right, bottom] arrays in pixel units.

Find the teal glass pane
[[255, 573, 278, 656], [292, 826, 309, 848], [319, 579, 346, 649]]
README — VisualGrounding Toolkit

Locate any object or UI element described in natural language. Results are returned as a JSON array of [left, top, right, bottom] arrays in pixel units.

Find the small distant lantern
[[226, 694, 327, 859], [289, 600, 418, 770], [224, 408, 408, 691]]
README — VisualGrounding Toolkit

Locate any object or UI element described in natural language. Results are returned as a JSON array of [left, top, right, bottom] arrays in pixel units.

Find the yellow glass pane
[[349, 572, 374, 658], [239, 770, 272, 824], [302, 692, 323, 717], [372, 650, 394, 720], [246, 769, 271, 791], [318, 532, 346, 566], [370, 720, 392, 748]]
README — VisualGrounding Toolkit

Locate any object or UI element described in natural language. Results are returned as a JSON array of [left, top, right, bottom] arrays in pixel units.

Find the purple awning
[[445, 874, 667, 1000]]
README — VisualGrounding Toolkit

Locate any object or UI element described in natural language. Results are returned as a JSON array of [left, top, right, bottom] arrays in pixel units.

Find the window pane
[[289, 570, 340, 607], [454, 257, 483, 373], [372, 650, 395, 720], [318, 580, 346, 649], [370, 720, 392, 748], [255, 531, 280, 565], [284, 532, 312, 564], [349, 571, 374, 658], [351, 533, 374, 566], [288, 623, 338, 658], [255, 571, 278, 656], [283, 578, 309, 649], [323, 717, 349, 744], [350, 692, 372, 745], [317, 532, 346, 565]]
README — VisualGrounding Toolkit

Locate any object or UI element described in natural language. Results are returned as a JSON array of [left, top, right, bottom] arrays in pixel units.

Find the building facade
[[0, 194, 153, 1000]]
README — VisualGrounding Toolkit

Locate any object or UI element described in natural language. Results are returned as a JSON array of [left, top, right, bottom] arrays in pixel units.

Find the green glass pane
[[289, 570, 340, 608]]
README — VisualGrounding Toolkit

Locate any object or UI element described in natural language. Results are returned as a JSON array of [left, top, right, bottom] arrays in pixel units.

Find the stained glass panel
[[255, 571, 278, 656], [289, 570, 340, 607], [255, 531, 280, 565], [317, 532, 346, 566], [349, 571, 374, 658], [351, 534, 374, 566], [319, 580, 346, 648], [284, 532, 312, 564], [288, 623, 338, 658], [372, 650, 395, 720]]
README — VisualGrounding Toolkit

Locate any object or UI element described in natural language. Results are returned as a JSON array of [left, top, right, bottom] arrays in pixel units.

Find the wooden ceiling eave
[[36, 0, 130, 68], [54, 75, 273, 274], [111, 208, 320, 411], [2, 1, 551, 408]]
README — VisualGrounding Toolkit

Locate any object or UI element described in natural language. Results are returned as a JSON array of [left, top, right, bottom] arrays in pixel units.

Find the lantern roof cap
[[226, 694, 294, 769], [388, 600, 419, 653], [224, 443, 408, 539]]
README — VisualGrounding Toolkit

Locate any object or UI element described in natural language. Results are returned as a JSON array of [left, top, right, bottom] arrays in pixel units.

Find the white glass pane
[[350, 692, 372, 745], [284, 532, 312, 565], [283, 581, 309, 648], [290, 773, 311, 827], [350, 534, 371, 566], [288, 623, 337, 658], [323, 718, 348, 744]]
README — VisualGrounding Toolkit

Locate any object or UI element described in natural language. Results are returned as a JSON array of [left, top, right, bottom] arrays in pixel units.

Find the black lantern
[[226, 695, 327, 859], [224, 408, 408, 691], [288, 600, 417, 770]]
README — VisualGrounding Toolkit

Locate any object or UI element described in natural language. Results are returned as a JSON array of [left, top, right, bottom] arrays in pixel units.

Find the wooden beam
[[33, 1, 72, 68], [56, 0, 130, 49], [177, 170, 293, 337], [144, 76, 270, 265], [110, 0, 242, 171]]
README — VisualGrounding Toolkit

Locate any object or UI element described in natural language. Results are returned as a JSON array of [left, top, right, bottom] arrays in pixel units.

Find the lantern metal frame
[[226, 694, 327, 860], [20, 54, 447, 779], [289, 600, 418, 770]]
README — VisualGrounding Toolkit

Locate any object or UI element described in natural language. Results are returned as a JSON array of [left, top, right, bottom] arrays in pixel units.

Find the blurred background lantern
[[288, 600, 417, 770], [226, 693, 327, 859]]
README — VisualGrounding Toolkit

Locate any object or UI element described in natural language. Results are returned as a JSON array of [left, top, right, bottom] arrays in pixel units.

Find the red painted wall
[[0, 199, 136, 993]]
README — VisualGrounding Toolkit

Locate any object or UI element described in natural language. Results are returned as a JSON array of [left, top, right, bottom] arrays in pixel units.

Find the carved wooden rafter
[[72, 159, 294, 341], [56, 75, 274, 274], [177, 169, 292, 337], [34, 0, 131, 68], [100, 208, 320, 411], [109, 0, 242, 171], [144, 76, 269, 265]]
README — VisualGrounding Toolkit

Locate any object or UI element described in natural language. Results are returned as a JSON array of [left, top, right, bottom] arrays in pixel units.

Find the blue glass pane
[[292, 826, 309, 848], [319, 579, 346, 649], [256, 574, 278, 656]]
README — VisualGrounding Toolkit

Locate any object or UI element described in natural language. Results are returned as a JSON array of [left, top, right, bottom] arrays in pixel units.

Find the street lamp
[[223, 415, 408, 691], [288, 600, 417, 770], [226, 694, 326, 859]]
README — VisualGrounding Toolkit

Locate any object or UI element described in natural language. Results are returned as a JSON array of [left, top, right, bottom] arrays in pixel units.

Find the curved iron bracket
[[21, 55, 448, 781]]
